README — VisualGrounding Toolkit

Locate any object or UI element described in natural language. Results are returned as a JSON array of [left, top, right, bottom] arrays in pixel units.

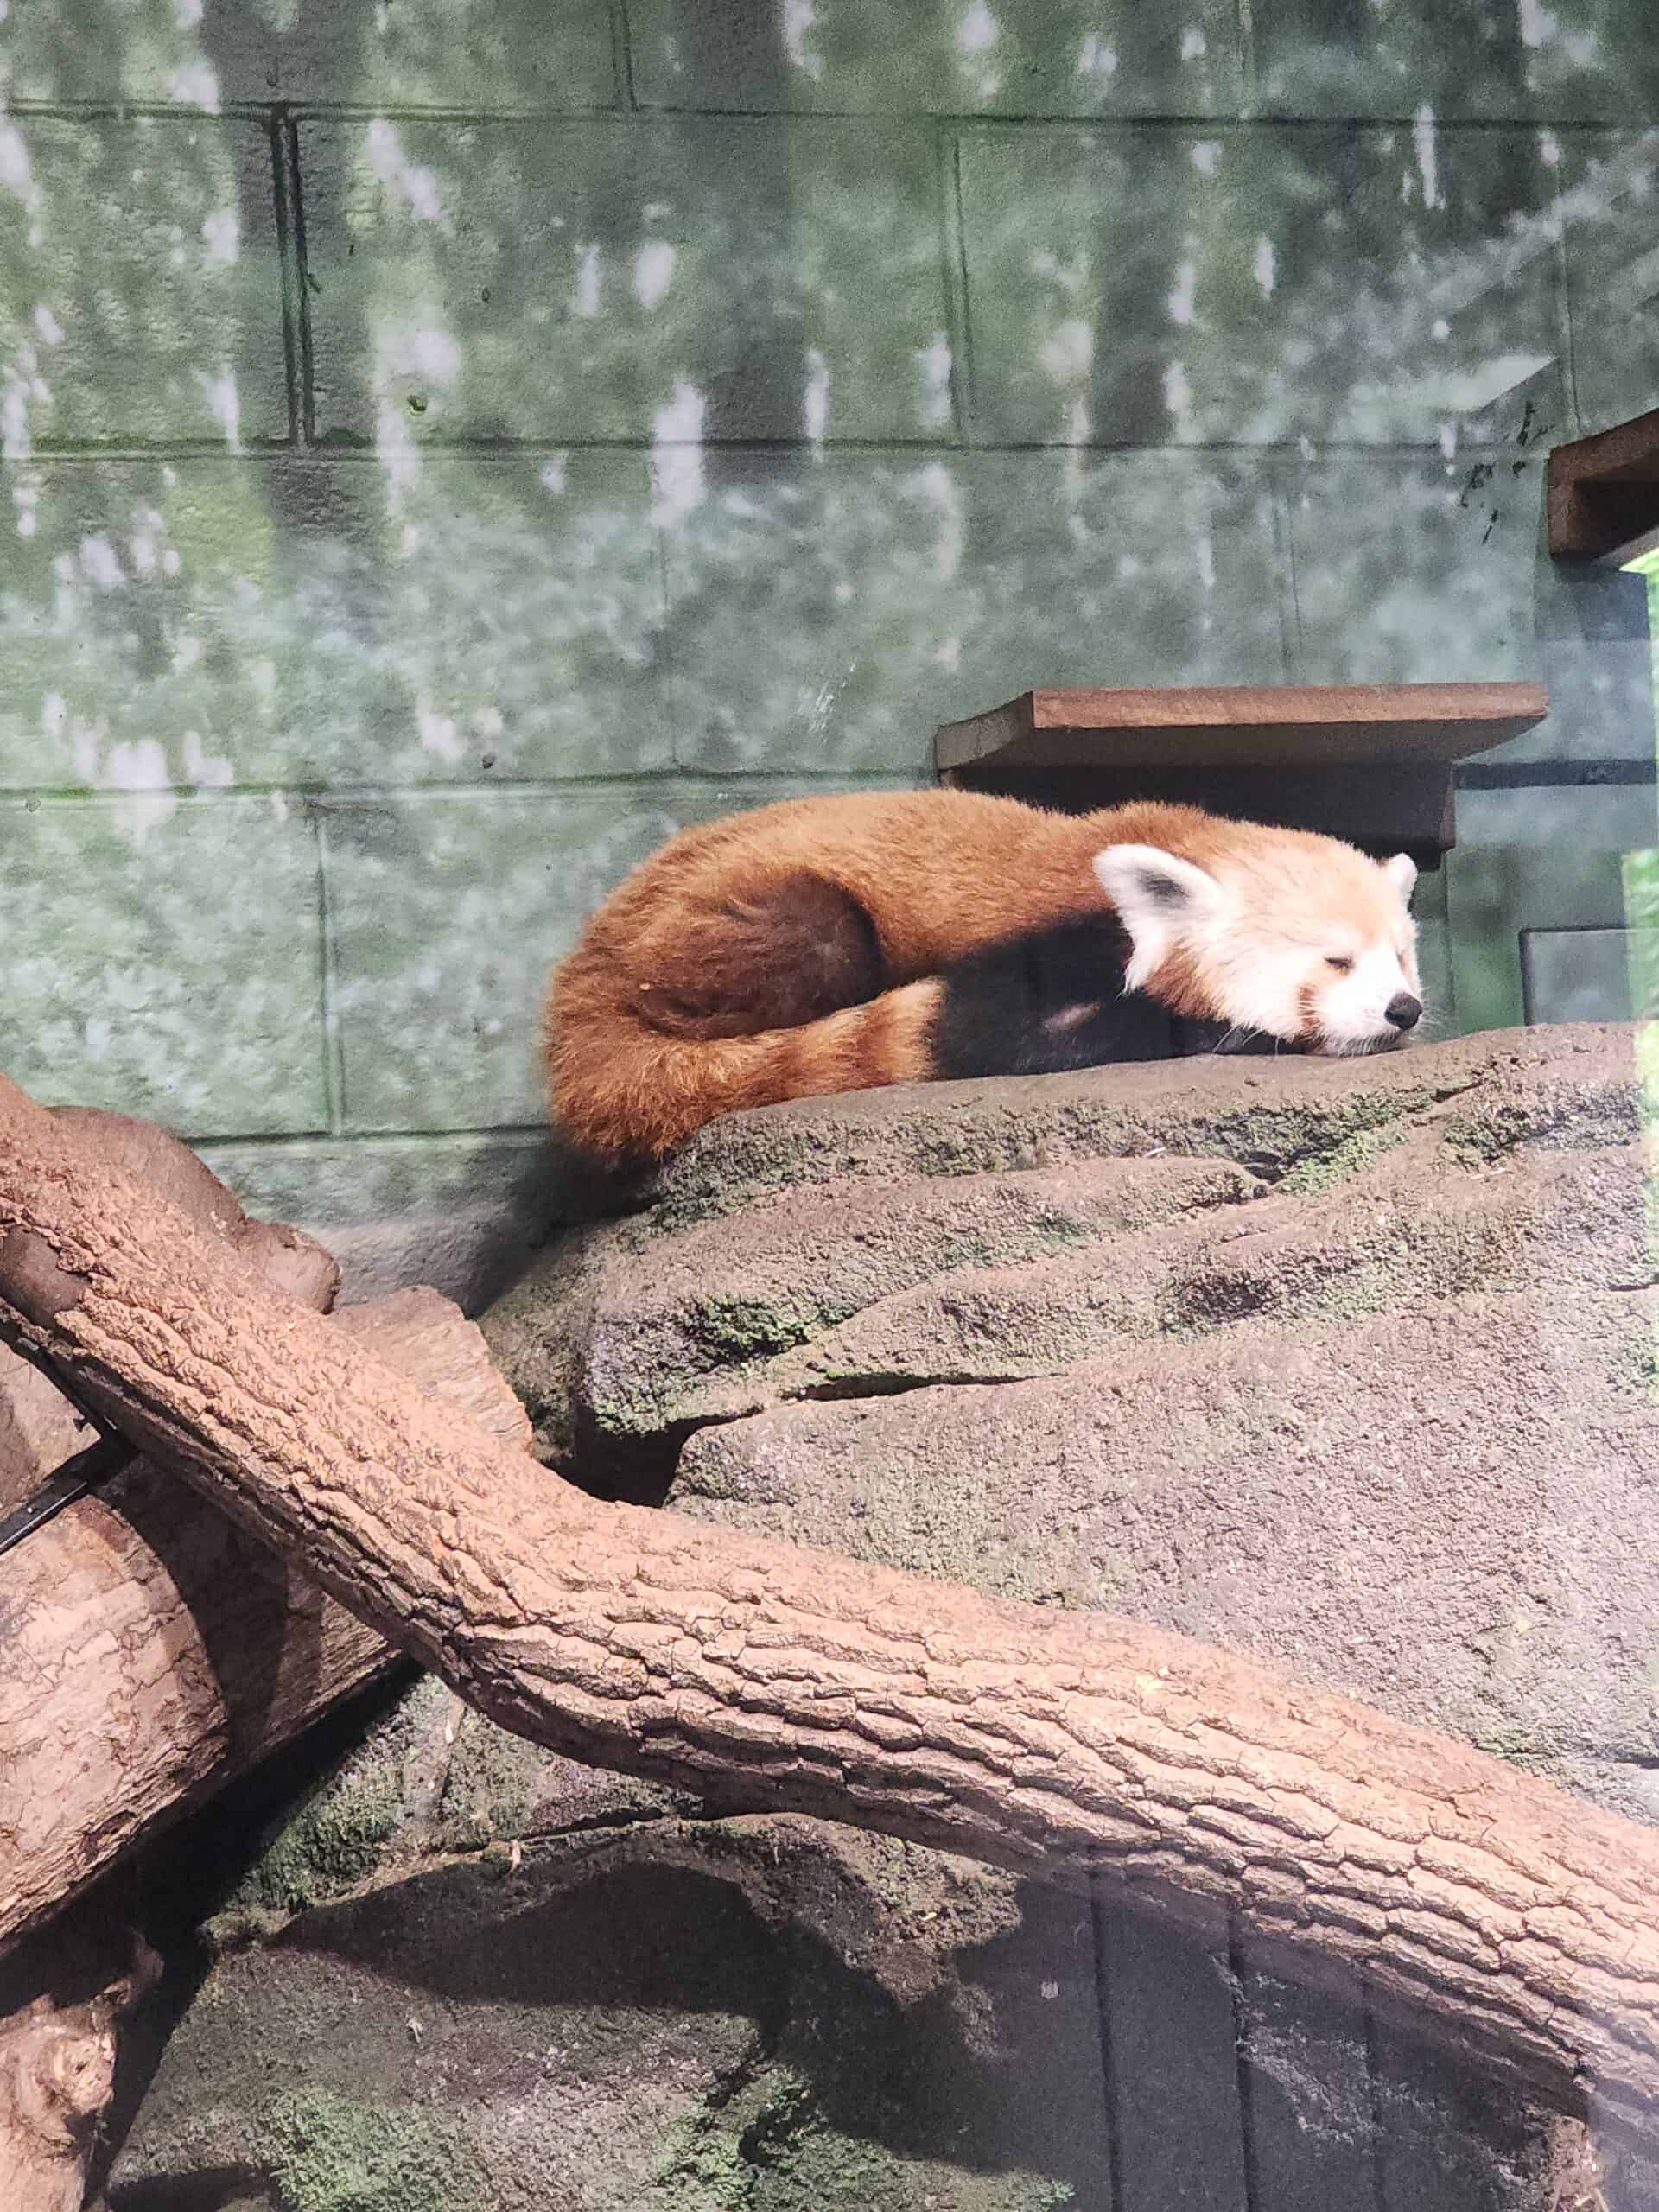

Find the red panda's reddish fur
[[545, 788, 1291, 1166]]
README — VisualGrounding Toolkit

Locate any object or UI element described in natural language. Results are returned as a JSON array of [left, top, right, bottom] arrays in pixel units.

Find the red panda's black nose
[[1387, 993, 1422, 1031]]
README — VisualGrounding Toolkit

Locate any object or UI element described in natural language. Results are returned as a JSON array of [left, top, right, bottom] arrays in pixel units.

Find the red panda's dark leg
[[636, 872, 884, 1039]]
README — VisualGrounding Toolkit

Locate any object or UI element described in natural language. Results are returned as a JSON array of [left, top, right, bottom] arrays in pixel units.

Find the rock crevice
[[486, 1024, 1659, 1823]]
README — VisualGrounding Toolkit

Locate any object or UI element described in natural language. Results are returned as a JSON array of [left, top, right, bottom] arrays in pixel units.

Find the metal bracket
[[0, 1331, 137, 1559]]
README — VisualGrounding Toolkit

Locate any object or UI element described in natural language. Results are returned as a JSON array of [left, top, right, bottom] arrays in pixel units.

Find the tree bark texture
[[0, 1910, 156, 2212], [0, 1283, 530, 1950], [1, 1072, 1657, 2133]]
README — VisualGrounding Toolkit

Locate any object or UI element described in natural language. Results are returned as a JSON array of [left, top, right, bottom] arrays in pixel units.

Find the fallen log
[[0, 1118, 527, 2212], [0, 1286, 529, 1950], [1, 1073, 1656, 2134]]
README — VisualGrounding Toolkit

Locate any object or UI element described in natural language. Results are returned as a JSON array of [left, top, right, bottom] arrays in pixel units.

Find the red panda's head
[[1091, 826, 1423, 1056]]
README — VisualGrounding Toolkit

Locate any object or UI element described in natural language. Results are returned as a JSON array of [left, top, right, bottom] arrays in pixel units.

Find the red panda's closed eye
[[1325, 956, 1354, 974]]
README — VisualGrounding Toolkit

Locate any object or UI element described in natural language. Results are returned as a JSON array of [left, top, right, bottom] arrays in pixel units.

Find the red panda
[[545, 789, 1423, 1166]]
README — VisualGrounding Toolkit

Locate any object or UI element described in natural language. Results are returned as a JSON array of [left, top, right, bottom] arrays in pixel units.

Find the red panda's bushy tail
[[545, 978, 944, 1167]]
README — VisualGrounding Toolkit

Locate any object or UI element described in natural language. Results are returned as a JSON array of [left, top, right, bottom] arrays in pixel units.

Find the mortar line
[[283, 111, 318, 448], [269, 107, 303, 449]]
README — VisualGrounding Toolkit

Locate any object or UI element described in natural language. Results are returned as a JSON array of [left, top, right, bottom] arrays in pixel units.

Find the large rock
[[111, 1026, 1654, 2210], [486, 1023, 1659, 1822], [110, 1673, 1589, 2212]]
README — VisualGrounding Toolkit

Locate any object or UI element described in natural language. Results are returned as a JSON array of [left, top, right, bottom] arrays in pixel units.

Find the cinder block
[[2, 118, 288, 448], [1253, 0, 1659, 123], [960, 123, 1567, 448], [1556, 130, 1659, 439], [200, 1129, 583, 1311], [321, 784, 785, 1133], [0, 795, 327, 1137], [302, 117, 950, 444], [628, 0, 1243, 117], [0, 454, 669, 789], [1445, 785, 1657, 1031], [662, 448, 1289, 773], [1287, 452, 1544, 683], [0, 0, 616, 111]]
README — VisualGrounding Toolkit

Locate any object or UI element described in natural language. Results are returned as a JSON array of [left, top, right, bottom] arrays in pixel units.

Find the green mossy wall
[[1, 0, 1655, 1239]]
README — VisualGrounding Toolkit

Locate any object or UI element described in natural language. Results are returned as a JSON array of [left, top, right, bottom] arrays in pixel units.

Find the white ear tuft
[[1382, 853, 1418, 905], [1091, 844, 1224, 992]]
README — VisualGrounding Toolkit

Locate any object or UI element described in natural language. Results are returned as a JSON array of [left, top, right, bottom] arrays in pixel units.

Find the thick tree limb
[[2, 1075, 1657, 2133], [1, 1282, 530, 1948]]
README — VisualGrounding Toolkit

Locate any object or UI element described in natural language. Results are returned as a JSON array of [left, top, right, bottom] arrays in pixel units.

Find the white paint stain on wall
[[201, 206, 238, 264], [0, 122, 39, 211], [79, 536, 125, 589], [32, 305, 62, 344], [916, 460, 963, 581], [418, 708, 466, 763], [1040, 316, 1093, 380], [957, 1, 1001, 98], [783, 0, 824, 79], [1253, 237, 1276, 297], [107, 739, 178, 844], [804, 346, 830, 442], [377, 404, 423, 499], [1181, 27, 1207, 60], [915, 334, 953, 432], [572, 244, 603, 319], [181, 730, 235, 787], [1077, 35, 1116, 78], [366, 119, 447, 223], [540, 455, 569, 493], [1413, 105, 1442, 210], [1166, 259, 1198, 327], [197, 365, 242, 449], [168, 61, 220, 112], [650, 377, 707, 525], [633, 239, 676, 310], [1190, 141, 1222, 178]]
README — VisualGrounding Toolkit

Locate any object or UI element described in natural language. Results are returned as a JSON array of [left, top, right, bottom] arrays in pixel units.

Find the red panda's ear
[[1382, 853, 1418, 904], [1091, 845, 1223, 993]]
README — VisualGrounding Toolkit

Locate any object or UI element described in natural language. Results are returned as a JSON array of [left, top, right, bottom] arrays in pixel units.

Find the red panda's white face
[[1092, 834, 1424, 1056]]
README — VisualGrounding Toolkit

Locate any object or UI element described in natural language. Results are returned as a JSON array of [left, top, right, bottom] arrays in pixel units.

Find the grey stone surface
[[109, 1027, 1645, 2212], [111, 1681, 1117, 2212], [487, 1024, 1659, 1826]]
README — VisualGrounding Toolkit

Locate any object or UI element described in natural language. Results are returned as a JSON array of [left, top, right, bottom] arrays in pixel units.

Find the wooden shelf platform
[[1548, 405, 1659, 565], [933, 682, 1549, 862], [934, 682, 1549, 778]]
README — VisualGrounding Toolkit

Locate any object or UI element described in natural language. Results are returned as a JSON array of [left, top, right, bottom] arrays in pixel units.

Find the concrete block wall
[[1, 0, 1656, 1295]]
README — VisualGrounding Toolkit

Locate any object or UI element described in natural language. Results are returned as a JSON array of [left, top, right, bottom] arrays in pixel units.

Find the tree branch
[[0, 1070, 1655, 2132]]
